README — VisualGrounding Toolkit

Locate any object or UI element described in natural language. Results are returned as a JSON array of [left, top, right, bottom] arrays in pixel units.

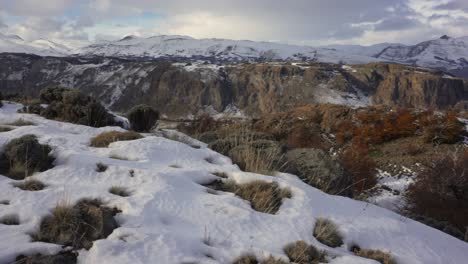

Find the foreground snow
[[0, 102, 467, 264]]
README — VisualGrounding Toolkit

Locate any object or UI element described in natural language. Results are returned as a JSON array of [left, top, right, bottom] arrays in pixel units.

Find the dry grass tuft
[[212, 171, 228, 178], [313, 218, 343, 248], [5, 119, 35, 126], [205, 180, 291, 214], [109, 186, 131, 197], [14, 179, 46, 191], [0, 126, 14, 132], [0, 214, 20, 225], [34, 199, 119, 249], [0, 200, 9, 205], [354, 248, 397, 264], [262, 256, 289, 264], [96, 162, 108, 172], [232, 254, 258, 264], [283, 240, 325, 264], [109, 154, 130, 160], [90, 131, 143, 148]]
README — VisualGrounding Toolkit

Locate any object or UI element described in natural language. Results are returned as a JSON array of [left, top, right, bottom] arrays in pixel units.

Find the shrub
[[313, 218, 343, 248], [40, 87, 69, 103], [0, 214, 19, 225], [96, 163, 108, 172], [14, 179, 46, 191], [38, 87, 117, 128], [286, 124, 328, 149], [339, 138, 377, 195], [421, 111, 466, 144], [353, 248, 396, 264], [0, 135, 54, 179], [128, 104, 159, 132], [34, 199, 119, 249], [405, 150, 468, 235], [178, 114, 220, 136], [90, 131, 143, 147], [109, 186, 131, 197], [205, 180, 291, 214], [283, 240, 324, 264], [262, 256, 289, 264]]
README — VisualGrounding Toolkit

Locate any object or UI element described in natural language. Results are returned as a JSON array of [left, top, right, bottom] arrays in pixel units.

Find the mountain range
[[1, 33, 467, 77]]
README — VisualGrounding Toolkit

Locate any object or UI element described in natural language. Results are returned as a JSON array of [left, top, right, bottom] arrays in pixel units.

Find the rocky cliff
[[0, 53, 467, 117]]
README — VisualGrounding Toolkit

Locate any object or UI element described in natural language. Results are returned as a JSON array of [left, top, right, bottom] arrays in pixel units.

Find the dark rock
[[285, 148, 353, 197]]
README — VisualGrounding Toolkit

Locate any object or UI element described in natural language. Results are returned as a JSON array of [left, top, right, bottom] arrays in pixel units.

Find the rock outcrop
[[0, 54, 467, 118]]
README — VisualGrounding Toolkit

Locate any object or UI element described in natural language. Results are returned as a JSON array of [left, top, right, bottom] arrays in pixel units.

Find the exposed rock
[[285, 148, 353, 197], [0, 54, 467, 119]]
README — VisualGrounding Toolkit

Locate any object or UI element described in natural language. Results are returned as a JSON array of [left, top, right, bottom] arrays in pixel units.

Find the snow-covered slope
[[0, 102, 467, 264], [0, 33, 69, 56], [376, 36, 468, 71]]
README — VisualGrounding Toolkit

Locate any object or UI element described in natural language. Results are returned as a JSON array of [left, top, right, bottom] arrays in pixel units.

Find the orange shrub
[[339, 138, 377, 195], [421, 111, 466, 144], [287, 125, 329, 150]]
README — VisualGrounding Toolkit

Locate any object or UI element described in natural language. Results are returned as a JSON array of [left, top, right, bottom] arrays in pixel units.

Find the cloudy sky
[[0, 0, 467, 47]]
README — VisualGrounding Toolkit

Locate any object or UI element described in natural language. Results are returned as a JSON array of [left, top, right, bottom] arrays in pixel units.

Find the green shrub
[[90, 131, 143, 147], [38, 87, 117, 128], [313, 218, 344, 248], [0, 135, 54, 179], [128, 104, 159, 132]]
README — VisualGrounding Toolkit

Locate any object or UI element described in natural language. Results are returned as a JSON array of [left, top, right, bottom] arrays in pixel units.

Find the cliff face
[[349, 63, 468, 109], [0, 54, 467, 117]]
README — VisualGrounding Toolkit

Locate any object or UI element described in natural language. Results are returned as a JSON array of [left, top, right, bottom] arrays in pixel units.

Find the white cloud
[[0, 0, 467, 47]]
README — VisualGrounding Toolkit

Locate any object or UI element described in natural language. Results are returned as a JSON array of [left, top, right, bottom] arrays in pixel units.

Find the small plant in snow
[[0, 214, 20, 225], [313, 218, 344, 248]]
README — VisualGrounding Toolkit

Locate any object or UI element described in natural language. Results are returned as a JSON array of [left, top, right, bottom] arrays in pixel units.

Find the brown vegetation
[[283, 240, 325, 264], [313, 218, 343, 248], [405, 150, 468, 237], [90, 131, 143, 147], [205, 180, 291, 214]]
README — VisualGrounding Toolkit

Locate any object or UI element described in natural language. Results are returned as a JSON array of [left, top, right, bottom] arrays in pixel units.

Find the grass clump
[[96, 162, 108, 172], [313, 218, 344, 248], [283, 240, 325, 264], [0, 200, 9, 205], [109, 154, 130, 160], [232, 254, 258, 264], [109, 186, 131, 197], [128, 104, 159, 132], [205, 180, 291, 214], [0, 126, 14, 132], [14, 179, 46, 191], [34, 199, 119, 249], [352, 247, 397, 264], [5, 118, 35, 126], [0, 214, 20, 225], [0, 134, 54, 180], [90, 131, 143, 147]]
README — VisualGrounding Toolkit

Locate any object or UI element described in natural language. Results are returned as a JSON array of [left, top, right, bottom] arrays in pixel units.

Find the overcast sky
[[0, 0, 467, 47]]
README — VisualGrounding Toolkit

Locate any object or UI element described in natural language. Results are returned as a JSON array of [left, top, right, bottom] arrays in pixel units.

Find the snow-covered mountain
[[0, 33, 70, 56], [1, 33, 467, 76], [375, 35, 468, 72]]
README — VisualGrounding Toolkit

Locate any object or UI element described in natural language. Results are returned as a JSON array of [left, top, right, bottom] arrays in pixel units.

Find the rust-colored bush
[[178, 114, 221, 136], [339, 138, 377, 195], [421, 111, 466, 144], [406, 150, 468, 234], [286, 124, 329, 150]]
